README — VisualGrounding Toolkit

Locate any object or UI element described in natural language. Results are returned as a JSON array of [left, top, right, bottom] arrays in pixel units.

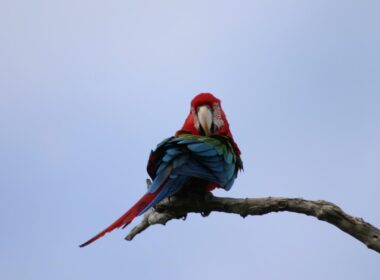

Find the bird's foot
[[203, 191, 214, 200], [201, 211, 211, 217], [179, 214, 187, 221]]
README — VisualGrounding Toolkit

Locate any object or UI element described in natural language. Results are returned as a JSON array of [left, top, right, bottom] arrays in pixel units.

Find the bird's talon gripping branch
[[243, 197, 250, 218], [201, 211, 211, 217], [154, 197, 172, 212], [204, 192, 214, 200]]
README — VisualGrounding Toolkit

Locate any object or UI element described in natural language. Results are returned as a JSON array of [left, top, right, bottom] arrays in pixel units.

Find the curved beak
[[197, 105, 213, 136]]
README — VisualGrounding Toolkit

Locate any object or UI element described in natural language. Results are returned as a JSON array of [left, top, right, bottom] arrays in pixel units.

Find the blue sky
[[1, 1, 379, 279]]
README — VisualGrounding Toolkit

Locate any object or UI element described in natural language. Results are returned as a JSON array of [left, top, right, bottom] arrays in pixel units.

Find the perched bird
[[79, 93, 243, 247]]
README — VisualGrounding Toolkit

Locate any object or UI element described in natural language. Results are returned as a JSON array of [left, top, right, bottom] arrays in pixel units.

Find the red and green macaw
[[80, 93, 243, 247]]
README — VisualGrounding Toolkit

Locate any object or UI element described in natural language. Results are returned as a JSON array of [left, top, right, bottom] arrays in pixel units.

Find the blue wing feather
[[173, 154, 189, 169], [203, 161, 225, 172], [187, 143, 214, 153], [196, 149, 219, 157], [224, 177, 236, 191], [173, 159, 220, 183], [148, 164, 172, 193], [166, 148, 182, 156], [155, 161, 169, 175], [162, 154, 173, 162], [224, 152, 233, 164]]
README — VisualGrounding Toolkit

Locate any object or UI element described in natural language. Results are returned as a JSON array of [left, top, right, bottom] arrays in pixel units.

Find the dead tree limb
[[125, 192, 380, 254]]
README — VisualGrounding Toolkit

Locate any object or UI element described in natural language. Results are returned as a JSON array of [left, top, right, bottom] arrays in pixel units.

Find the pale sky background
[[1, 1, 379, 279]]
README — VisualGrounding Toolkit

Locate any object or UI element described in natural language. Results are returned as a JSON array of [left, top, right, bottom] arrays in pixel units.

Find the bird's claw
[[201, 211, 210, 217], [180, 214, 187, 221], [204, 192, 214, 200]]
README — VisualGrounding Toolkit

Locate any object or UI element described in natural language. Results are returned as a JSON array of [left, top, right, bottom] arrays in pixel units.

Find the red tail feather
[[79, 191, 160, 247]]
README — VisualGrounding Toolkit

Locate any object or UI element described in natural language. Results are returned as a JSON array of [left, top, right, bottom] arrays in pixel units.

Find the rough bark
[[125, 191, 380, 254]]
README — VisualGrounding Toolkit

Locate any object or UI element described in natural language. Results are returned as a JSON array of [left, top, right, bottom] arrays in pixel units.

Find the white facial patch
[[212, 102, 224, 129]]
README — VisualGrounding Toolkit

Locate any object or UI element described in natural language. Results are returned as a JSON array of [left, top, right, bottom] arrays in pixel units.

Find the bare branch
[[125, 192, 380, 254]]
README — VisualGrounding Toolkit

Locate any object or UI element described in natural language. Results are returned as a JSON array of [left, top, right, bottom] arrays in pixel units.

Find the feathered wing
[[147, 134, 242, 191], [79, 134, 242, 247]]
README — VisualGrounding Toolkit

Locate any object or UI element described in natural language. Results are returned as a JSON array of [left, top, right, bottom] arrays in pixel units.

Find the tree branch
[[125, 191, 380, 254]]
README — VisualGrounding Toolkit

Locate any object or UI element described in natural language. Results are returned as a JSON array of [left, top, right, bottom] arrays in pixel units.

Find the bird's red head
[[176, 93, 241, 155]]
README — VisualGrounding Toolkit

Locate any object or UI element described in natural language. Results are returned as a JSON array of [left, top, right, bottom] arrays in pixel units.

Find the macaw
[[79, 93, 243, 247]]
